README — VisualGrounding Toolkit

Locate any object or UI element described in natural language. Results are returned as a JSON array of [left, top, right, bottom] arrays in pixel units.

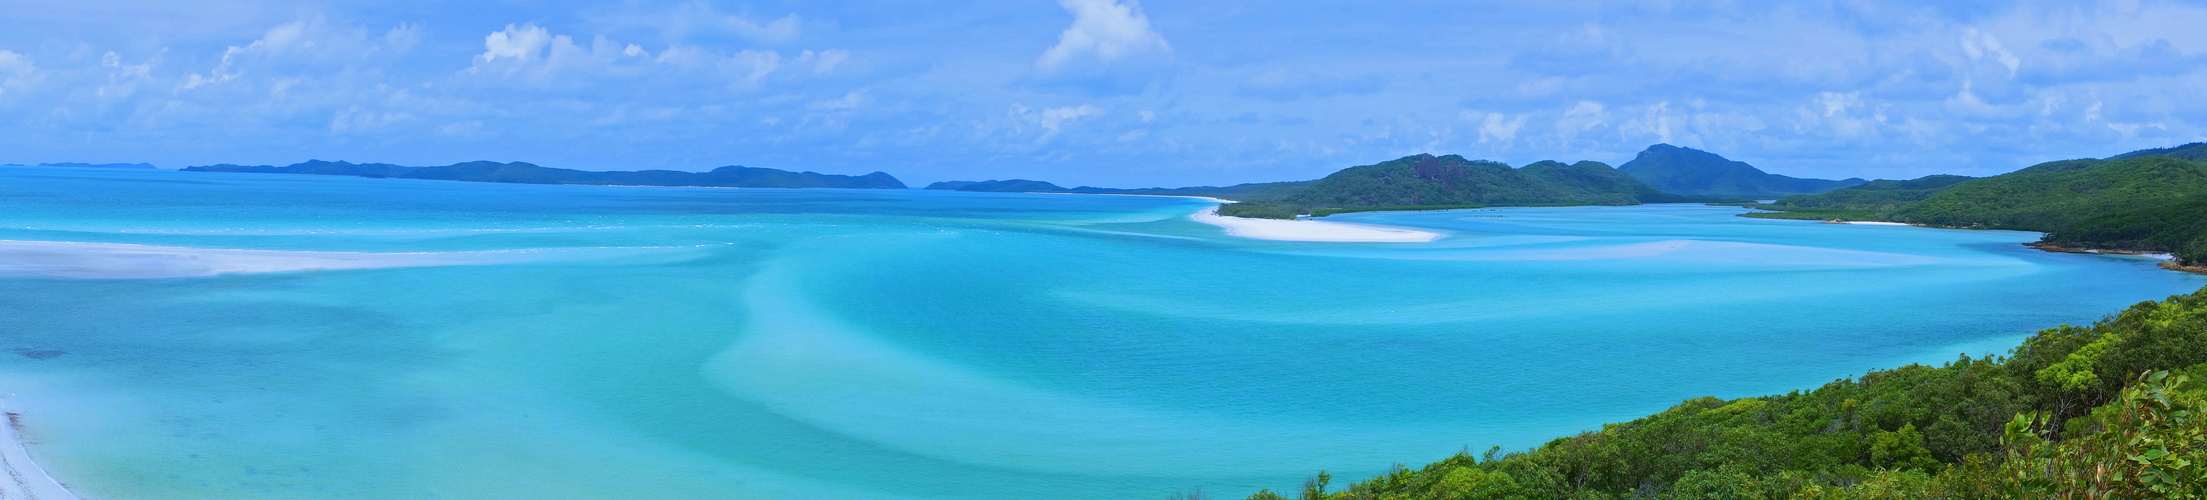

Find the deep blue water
[[0, 166, 2198, 499]]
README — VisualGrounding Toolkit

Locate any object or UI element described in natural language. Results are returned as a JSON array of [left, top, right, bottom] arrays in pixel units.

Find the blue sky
[[4, 1, 2205, 187]]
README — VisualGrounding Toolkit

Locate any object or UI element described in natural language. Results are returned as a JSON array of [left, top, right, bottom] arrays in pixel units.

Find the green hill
[[1238, 287, 2207, 500], [1745, 147, 2207, 266], [1618, 144, 1865, 198], [1749, 174, 1977, 219], [181, 160, 907, 189], [2109, 142, 2207, 161], [1283, 154, 1687, 208], [1888, 155, 2207, 231]]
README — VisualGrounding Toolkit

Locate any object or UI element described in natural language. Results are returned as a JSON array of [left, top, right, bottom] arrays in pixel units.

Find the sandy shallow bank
[[1190, 208, 1442, 242], [0, 240, 483, 278], [0, 401, 79, 500]]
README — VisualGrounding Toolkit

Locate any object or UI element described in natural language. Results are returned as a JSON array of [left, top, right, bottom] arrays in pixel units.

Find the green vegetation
[[2043, 194, 2207, 263], [1749, 175, 1976, 215], [1238, 287, 2207, 499], [1887, 156, 2207, 231], [1617, 144, 1865, 198], [1282, 156, 1681, 208], [1748, 149, 2207, 266], [1216, 201, 1309, 220], [183, 160, 908, 189], [2108, 142, 2207, 161]]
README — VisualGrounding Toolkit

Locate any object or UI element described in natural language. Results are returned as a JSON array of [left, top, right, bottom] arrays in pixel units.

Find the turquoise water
[[0, 167, 2199, 499]]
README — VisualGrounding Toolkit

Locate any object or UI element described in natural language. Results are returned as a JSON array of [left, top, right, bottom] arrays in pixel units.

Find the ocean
[[0, 166, 2198, 499]]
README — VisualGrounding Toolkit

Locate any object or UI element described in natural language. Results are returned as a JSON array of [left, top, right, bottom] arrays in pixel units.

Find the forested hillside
[[1747, 148, 2207, 266], [1239, 287, 2207, 499]]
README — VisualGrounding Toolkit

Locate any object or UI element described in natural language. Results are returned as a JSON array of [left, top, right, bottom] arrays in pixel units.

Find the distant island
[[928, 145, 1859, 220], [924, 178, 1316, 202], [1748, 142, 2207, 270], [182, 160, 907, 189], [3, 162, 160, 169]]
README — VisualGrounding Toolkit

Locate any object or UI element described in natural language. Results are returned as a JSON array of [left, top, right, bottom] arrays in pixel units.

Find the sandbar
[[1190, 207, 1441, 242]]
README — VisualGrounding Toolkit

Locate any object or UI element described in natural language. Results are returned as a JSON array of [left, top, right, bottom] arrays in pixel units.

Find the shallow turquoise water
[[0, 167, 2198, 499]]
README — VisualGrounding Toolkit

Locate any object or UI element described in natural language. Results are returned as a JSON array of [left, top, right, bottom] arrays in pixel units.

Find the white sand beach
[[0, 401, 79, 500], [0, 240, 481, 278], [1190, 207, 1442, 242], [1843, 221, 1912, 226]]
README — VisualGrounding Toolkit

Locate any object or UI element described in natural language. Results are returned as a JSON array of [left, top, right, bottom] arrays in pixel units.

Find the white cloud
[[469, 24, 805, 91], [1459, 110, 1527, 143], [179, 18, 404, 92], [0, 51, 39, 96], [808, 89, 868, 110], [1039, 104, 1103, 131], [1959, 28, 2020, 77], [1037, 0, 1170, 72], [665, 3, 803, 44], [481, 24, 554, 63], [383, 23, 425, 53], [797, 49, 849, 75]]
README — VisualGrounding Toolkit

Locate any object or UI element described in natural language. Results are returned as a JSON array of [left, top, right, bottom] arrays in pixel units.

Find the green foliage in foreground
[[1236, 287, 2207, 500]]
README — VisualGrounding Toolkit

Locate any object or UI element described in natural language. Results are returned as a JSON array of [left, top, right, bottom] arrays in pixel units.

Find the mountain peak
[[1618, 144, 1862, 198]]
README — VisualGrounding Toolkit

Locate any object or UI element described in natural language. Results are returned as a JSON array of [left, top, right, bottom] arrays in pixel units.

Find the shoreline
[[1762, 212, 2204, 277], [1189, 207, 1441, 242], [2026, 242, 2206, 275], [0, 400, 80, 500]]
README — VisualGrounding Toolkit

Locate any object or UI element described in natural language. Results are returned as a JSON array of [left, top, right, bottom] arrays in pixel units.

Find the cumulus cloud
[[606, 2, 803, 44], [1036, 0, 1170, 72], [1039, 104, 1103, 131], [1004, 103, 1105, 143], [1459, 110, 1527, 143], [1959, 28, 2019, 77], [481, 23, 554, 63], [469, 23, 802, 91], [0, 51, 39, 97]]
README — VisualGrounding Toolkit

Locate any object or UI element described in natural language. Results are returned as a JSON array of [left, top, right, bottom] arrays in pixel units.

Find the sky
[[3, 0, 2205, 187]]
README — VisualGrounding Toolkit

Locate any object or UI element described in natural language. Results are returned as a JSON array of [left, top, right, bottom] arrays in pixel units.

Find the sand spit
[[1190, 208, 1442, 242], [0, 401, 78, 500], [0, 240, 493, 278]]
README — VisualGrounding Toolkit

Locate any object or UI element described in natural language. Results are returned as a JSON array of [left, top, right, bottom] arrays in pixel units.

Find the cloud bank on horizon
[[3, 0, 2205, 187]]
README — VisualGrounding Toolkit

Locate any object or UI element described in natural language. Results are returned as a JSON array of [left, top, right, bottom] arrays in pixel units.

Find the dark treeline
[[1231, 287, 2207, 499]]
